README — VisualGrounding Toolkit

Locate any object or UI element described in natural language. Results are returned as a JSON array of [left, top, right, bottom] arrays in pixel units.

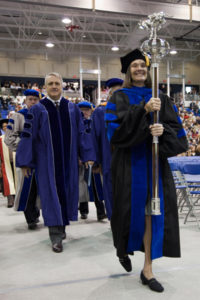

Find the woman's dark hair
[[122, 64, 152, 88]]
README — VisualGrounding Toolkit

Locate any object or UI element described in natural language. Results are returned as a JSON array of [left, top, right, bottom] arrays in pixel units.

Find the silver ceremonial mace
[[139, 12, 170, 215]]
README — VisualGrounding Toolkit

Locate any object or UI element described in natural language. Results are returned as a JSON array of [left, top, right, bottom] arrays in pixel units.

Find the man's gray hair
[[45, 72, 63, 85]]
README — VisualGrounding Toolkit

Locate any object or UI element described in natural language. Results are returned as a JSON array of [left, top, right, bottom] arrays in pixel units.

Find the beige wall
[[159, 58, 200, 85], [0, 52, 199, 85]]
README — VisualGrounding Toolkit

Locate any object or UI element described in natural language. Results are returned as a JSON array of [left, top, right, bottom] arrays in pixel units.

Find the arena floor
[[0, 195, 200, 300]]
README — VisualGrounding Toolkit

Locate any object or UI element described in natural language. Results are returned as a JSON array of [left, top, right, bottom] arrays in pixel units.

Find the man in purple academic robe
[[16, 72, 95, 253], [91, 78, 123, 220], [77, 101, 107, 221]]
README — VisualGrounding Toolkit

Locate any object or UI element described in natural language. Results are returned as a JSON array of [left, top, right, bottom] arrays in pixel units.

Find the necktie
[[55, 101, 59, 109]]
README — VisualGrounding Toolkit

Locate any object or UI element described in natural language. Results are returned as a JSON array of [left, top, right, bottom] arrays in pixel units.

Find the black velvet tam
[[120, 48, 147, 74]]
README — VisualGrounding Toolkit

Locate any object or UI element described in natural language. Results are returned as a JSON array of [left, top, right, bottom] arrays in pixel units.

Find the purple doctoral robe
[[92, 105, 113, 219], [16, 97, 96, 226]]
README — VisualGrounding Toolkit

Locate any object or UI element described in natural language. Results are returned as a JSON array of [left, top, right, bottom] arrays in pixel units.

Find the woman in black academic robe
[[105, 49, 188, 293]]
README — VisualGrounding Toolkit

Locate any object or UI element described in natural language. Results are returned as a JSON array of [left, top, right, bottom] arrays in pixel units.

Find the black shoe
[[119, 256, 132, 272], [52, 242, 63, 253], [140, 271, 164, 293], [97, 214, 107, 221], [7, 199, 14, 208], [81, 214, 88, 220], [62, 232, 67, 240], [28, 222, 37, 230], [7, 204, 14, 208]]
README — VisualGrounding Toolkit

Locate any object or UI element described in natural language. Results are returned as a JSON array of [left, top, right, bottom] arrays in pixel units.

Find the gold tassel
[[145, 55, 150, 67]]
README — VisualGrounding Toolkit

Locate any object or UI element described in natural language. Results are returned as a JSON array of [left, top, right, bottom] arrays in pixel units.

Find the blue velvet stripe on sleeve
[[26, 113, 34, 120], [106, 102, 116, 111], [107, 122, 120, 141], [16, 109, 36, 169], [19, 113, 34, 138], [104, 113, 118, 122], [21, 132, 31, 138], [173, 104, 182, 124], [173, 104, 186, 137], [24, 122, 32, 129], [105, 102, 119, 141], [8, 119, 14, 124], [173, 104, 178, 113], [177, 128, 187, 138], [176, 115, 182, 124]]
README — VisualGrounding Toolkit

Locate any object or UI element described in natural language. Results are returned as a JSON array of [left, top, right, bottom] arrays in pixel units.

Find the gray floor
[[0, 195, 200, 300]]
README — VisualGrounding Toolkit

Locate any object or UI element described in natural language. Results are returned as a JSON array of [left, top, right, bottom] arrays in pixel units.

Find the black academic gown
[[105, 87, 188, 259]]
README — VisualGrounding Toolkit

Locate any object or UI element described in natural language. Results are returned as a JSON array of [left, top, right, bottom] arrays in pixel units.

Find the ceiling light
[[46, 42, 55, 48], [62, 17, 72, 24], [82, 35, 86, 38], [170, 50, 177, 55], [111, 46, 119, 51], [38, 31, 42, 35]]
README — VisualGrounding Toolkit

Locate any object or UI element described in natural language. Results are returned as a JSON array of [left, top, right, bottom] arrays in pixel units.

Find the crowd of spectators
[[0, 79, 87, 117], [1, 81, 40, 96], [0, 80, 82, 114], [0, 80, 80, 96], [1, 79, 200, 157], [0, 95, 23, 115], [178, 102, 200, 156], [0, 79, 105, 103]]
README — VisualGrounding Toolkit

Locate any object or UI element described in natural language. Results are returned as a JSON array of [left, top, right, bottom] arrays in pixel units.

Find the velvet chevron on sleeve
[[105, 90, 152, 148], [16, 107, 40, 169]]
